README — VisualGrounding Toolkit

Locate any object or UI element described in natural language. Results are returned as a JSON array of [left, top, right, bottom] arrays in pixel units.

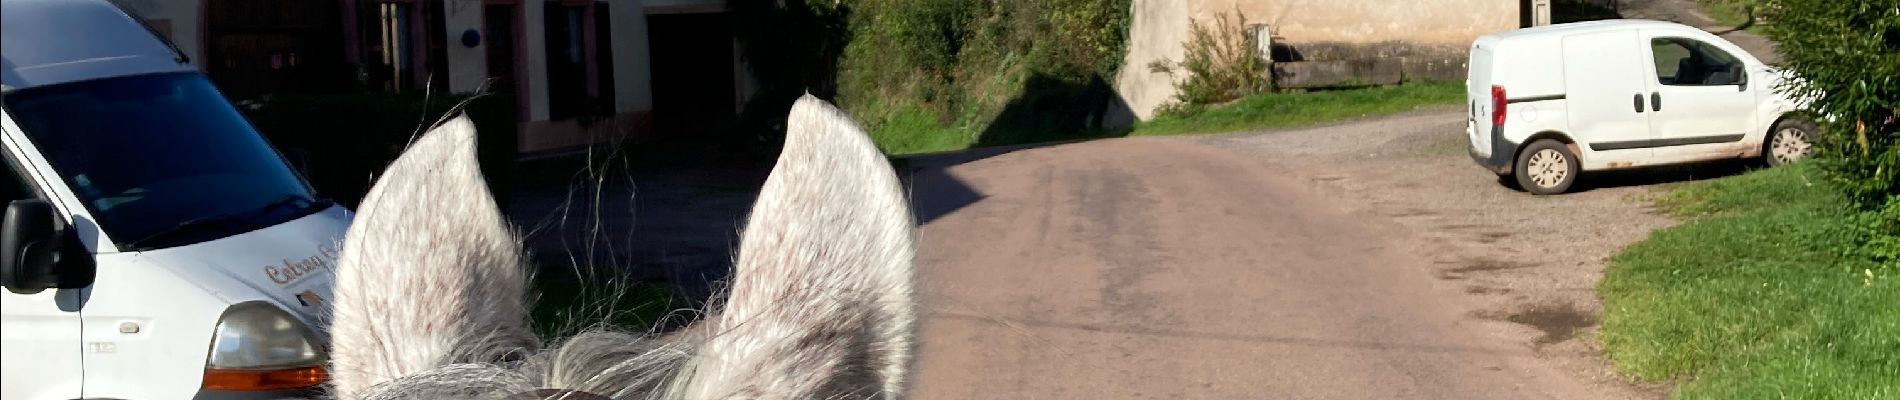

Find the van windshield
[[3, 72, 328, 251]]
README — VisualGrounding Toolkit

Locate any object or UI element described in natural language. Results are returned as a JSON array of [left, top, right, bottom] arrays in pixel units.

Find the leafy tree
[[1764, 0, 1900, 206]]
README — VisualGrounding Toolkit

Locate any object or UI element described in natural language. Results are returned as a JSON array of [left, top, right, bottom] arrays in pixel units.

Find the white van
[[1, 0, 350, 398], [1466, 19, 1816, 194]]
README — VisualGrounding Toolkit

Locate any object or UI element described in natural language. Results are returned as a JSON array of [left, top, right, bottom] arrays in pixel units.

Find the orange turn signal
[[202, 366, 328, 391]]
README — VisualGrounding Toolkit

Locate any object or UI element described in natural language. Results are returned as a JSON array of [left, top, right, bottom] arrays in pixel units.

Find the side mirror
[[1732, 64, 1749, 90], [0, 199, 93, 294]]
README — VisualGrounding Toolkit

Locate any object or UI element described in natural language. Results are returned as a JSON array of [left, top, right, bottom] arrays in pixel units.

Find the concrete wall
[[610, 0, 654, 113], [435, 0, 655, 116], [523, 0, 550, 122], [1114, 0, 1519, 120], [440, 0, 487, 94], [1195, 0, 1517, 44], [108, 0, 205, 70], [1111, 0, 1191, 125]]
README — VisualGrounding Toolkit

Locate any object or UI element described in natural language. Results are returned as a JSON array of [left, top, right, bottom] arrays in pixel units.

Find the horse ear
[[677, 95, 918, 398], [327, 116, 538, 399]]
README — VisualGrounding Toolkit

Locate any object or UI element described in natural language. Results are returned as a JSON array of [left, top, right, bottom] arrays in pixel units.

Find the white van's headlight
[[203, 302, 328, 391]]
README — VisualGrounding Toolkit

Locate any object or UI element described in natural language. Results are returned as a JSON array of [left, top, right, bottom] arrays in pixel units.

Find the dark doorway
[[1552, 0, 1623, 24], [1521, 0, 1536, 27], [425, 0, 449, 89], [646, 12, 737, 136], [593, 3, 616, 115], [485, 3, 523, 119], [204, 0, 348, 99], [543, 1, 589, 120]]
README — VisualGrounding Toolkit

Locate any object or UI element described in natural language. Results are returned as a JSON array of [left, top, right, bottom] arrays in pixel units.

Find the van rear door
[[1467, 42, 1496, 156], [1562, 29, 1653, 155]]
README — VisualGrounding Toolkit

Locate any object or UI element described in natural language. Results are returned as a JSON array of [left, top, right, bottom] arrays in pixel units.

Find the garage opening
[[204, 0, 349, 99], [645, 11, 738, 137]]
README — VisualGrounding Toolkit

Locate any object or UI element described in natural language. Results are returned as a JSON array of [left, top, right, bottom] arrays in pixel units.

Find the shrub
[[1763, 0, 1900, 206], [1763, 0, 1900, 266], [1150, 9, 1269, 116], [1862, 198, 1900, 268], [731, 0, 1133, 153]]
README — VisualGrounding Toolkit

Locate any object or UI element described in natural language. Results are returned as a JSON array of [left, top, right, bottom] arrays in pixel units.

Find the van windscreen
[[3, 72, 329, 251]]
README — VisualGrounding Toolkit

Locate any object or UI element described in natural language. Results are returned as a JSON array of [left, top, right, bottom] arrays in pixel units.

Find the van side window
[[1651, 38, 1745, 86]]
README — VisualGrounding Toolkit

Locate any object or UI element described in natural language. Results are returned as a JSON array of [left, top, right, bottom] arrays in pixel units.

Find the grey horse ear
[[676, 94, 918, 398], [327, 116, 537, 399]]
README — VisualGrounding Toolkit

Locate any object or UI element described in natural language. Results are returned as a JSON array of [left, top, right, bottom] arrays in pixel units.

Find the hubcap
[[1771, 128, 1812, 164], [1527, 149, 1569, 188]]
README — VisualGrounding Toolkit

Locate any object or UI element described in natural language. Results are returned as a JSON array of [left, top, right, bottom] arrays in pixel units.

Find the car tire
[[1514, 139, 1579, 195], [1765, 117, 1818, 167]]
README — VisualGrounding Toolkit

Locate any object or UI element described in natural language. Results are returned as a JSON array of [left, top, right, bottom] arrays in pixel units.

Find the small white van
[[1466, 19, 1816, 194], [1, 0, 351, 398]]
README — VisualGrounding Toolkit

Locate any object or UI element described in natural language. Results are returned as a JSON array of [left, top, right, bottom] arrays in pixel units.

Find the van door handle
[[1652, 92, 1662, 112], [1634, 94, 1646, 113]]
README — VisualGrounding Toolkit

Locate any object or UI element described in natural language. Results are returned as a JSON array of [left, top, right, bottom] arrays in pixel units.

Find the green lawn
[[869, 103, 987, 156], [1130, 81, 1465, 136], [529, 270, 690, 338], [1598, 163, 1900, 399]]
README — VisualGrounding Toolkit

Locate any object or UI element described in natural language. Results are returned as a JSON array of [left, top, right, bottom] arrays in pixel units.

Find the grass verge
[[1598, 163, 1900, 399], [868, 81, 1465, 155], [1131, 81, 1465, 136], [869, 103, 984, 155]]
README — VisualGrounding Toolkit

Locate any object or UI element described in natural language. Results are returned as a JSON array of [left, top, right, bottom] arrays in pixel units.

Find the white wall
[[1112, 0, 1190, 122], [609, 0, 654, 113], [523, 0, 549, 122], [440, 0, 488, 94], [108, 0, 205, 70]]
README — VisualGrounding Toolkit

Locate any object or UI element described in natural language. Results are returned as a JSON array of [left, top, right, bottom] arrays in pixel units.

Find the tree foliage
[[1764, 0, 1900, 206]]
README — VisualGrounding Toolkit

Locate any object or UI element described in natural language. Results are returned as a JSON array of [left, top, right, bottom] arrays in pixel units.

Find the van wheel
[[1514, 140, 1579, 195], [1765, 118, 1817, 167]]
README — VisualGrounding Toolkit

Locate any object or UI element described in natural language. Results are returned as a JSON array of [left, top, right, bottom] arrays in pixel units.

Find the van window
[[1651, 38, 1745, 86], [2, 72, 329, 251]]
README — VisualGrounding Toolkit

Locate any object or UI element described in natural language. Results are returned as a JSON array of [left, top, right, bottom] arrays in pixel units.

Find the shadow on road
[[1574, 159, 1757, 192], [973, 73, 1134, 149], [499, 65, 1137, 331], [1497, 158, 1758, 193], [897, 70, 1140, 224]]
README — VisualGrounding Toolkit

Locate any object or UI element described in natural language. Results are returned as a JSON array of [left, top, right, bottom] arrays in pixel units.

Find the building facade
[[109, 0, 749, 156]]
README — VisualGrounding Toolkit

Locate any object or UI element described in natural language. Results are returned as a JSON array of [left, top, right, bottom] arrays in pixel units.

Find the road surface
[[901, 108, 1697, 399]]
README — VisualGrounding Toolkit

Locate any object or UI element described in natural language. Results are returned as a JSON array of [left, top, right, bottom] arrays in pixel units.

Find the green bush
[[1856, 197, 1900, 269], [1764, 0, 1900, 264], [1763, 1, 1900, 208], [1150, 9, 1268, 116], [732, 0, 1133, 154]]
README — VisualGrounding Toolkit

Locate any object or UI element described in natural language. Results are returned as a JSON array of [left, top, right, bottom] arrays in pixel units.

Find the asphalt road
[[901, 118, 1662, 399]]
